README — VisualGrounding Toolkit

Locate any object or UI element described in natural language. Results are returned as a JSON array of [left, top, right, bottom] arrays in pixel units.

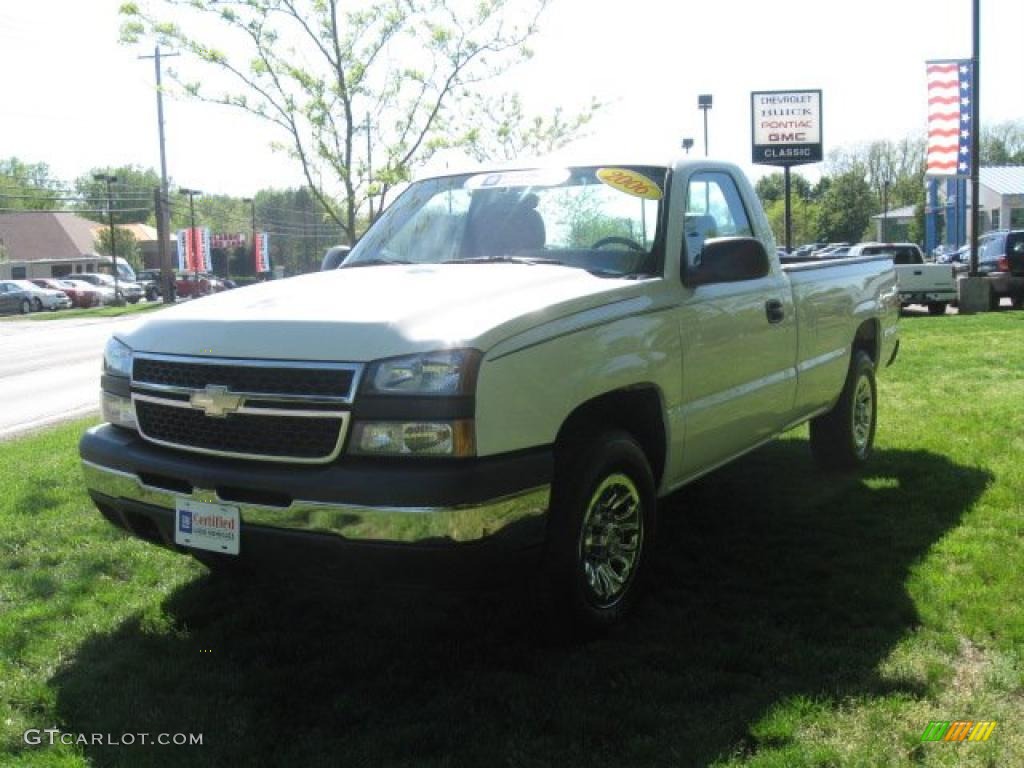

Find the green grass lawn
[[2, 301, 168, 323], [1, 312, 1022, 767]]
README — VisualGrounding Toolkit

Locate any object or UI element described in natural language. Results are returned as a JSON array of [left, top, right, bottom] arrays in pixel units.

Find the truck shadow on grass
[[52, 440, 989, 768]]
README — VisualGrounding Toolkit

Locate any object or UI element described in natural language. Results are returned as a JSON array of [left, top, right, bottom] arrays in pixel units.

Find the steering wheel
[[591, 236, 645, 252]]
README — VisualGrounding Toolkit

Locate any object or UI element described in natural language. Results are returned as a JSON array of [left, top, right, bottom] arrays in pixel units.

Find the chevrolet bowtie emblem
[[190, 385, 243, 417]]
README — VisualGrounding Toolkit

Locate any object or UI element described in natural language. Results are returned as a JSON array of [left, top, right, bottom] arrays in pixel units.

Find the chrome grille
[[130, 354, 360, 463]]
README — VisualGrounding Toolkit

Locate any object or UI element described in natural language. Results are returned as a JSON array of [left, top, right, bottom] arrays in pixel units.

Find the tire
[[927, 302, 947, 316], [543, 430, 656, 631], [810, 351, 877, 470], [32, 297, 43, 312], [128, 297, 140, 304], [19, 299, 31, 315], [989, 291, 1000, 311], [1011, 293, 1023, 310]]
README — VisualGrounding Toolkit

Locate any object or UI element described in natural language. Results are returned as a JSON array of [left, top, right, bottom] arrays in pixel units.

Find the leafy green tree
[[0, 157, 62, 210], [765, 196, 820, 247], [95, 225, 142, 271], [815, 171, 874, 243], [121, 0, 598, 245], [754, 171, 812, 206], [74, 166, 161, 225], [981, 120, 1024, 165]]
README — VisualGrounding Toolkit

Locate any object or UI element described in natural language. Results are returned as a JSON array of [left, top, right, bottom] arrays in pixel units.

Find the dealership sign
[[751, 90, 822, 166]]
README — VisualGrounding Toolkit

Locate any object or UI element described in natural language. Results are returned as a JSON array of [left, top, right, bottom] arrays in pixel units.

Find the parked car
[[81, 156, 900, 630], [975, 230, 1024, 309], [134, 269, 164, 301], [848, 242, 957, 315], [1, 279, 71, 311], [175, 273, 226, 299], [74, 273, 145, 304], [30, 278, 100, 308], [0, 281, 34, 315]]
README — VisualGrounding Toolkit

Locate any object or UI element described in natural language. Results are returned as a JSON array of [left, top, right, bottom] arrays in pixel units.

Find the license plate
[[174, 499, 240, 555]]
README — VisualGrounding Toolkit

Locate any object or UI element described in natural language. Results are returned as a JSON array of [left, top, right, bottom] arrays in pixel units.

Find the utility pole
[[242, 197, 256, 275], [366, 112, 374, 224], [179, 188, 202, 282], [139, 45, 178, 304], [94, 173, 122, 305]]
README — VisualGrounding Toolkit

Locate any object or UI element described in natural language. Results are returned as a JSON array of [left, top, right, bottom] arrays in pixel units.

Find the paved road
[[0, 315, 144, 440]]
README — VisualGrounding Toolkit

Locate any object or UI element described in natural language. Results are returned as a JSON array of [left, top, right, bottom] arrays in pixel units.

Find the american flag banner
[[177, 227, 212, 272], [254, 232, 271, 272], [175, 230, 188, 271], [926, 59, 973, 176]]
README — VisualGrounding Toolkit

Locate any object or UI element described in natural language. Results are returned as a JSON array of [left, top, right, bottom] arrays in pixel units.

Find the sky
[[1, 0, 1021, 199]]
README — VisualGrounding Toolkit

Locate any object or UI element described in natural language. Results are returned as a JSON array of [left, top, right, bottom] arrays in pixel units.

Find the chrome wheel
[[578, 473, 643, 608], [852, 374, 873, 453]]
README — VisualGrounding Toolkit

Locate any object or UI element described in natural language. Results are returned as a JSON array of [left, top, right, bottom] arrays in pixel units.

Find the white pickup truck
[[847, 242, 957, 315], [80, 158, 899, 628]]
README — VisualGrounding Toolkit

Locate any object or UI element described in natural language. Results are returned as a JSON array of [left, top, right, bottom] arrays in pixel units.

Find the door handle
[[765, 299, 785, 324]]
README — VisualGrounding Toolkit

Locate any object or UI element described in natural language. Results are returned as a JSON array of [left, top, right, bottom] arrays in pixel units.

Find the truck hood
[[119, 264, 649, 361]]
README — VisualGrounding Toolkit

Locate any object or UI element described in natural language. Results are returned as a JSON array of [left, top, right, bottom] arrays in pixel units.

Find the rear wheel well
[[853, 319, 879, 365], [554, 387, 667, 487]]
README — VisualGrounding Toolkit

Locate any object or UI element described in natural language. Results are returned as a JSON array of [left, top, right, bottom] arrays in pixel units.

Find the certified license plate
[[174, 499, 240, 555]]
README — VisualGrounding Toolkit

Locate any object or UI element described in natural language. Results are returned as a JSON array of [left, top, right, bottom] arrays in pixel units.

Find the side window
[[683, 172, 753, 265]]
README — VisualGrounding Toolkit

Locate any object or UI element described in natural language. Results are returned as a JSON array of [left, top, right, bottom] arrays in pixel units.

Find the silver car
[[1, 280, 72, 311]]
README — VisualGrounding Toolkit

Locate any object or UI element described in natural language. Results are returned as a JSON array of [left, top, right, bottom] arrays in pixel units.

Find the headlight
[[350, 420, 475, 457], [363, 349, 480, 396], [101, 392, 137, 430], [103, 337, 133, 377]]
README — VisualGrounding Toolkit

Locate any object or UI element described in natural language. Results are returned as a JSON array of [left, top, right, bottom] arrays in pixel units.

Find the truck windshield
[[344, 165, 667, 277]]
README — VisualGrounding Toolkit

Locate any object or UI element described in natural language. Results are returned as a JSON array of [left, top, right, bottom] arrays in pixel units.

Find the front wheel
[[20, 299, 31, 315], [32, 298, 43, 312], [927, 302, 947, 316], [543, 431, 656, 631], [810, 351, 877, 470]]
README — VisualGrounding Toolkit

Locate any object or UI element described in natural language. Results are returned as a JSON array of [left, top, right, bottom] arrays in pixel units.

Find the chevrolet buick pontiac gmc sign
[[751, 90, 822, 166]]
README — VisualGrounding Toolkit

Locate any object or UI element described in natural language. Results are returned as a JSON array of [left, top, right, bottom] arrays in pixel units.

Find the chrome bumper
[[81, 460, 550, 545]]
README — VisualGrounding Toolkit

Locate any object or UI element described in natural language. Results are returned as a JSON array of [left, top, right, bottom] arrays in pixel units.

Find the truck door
[[675, 170, 797, 477]]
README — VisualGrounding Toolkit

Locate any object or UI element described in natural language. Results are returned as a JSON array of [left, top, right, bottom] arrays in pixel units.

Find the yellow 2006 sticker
[[596, 168, 662, 200]]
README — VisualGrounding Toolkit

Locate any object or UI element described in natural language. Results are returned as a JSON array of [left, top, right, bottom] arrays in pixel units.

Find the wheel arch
[[553, 385, 668, 488], [853, 318, 880, 365]]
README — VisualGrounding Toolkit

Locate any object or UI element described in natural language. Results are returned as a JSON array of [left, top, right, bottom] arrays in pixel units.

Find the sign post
[[751, 90, 823, 252]]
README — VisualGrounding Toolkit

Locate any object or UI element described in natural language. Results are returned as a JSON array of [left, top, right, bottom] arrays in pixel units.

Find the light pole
[[698, 94, 713, 157], [242, 197, 256, 276], [93, 173, 122, 305], [681, 137, 694, 155], [179, 188, 202, 282], [881, 179, 891, 241]]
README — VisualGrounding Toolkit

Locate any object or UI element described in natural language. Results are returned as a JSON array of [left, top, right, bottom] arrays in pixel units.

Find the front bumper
[[80, 425, 551, 580]]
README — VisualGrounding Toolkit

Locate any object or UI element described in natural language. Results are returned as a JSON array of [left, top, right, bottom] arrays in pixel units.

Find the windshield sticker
[[464, 168, 571, 191], [596, 168, 662, 200]]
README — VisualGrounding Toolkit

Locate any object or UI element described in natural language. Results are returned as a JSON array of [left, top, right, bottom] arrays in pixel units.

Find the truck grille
[[135, 400, 343, 461], [130, 354, 359, 463], [133, 357, 355, 398]]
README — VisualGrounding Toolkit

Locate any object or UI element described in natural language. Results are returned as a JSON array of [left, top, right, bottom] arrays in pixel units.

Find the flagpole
[[968, 0, 980, 278]]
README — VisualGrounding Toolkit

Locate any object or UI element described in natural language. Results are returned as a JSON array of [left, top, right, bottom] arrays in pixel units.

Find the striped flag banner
[[254, 233, 271, 272], [926, 59, 973, 177]]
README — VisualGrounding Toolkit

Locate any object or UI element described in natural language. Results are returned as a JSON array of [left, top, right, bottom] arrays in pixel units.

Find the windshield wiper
[[442, 256, 565, 266], [338, 258, 412, 269]]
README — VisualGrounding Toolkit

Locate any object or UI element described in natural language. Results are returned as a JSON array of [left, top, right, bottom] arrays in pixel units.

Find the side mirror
[[683, 237, 771, 287], [321, 245, 351, 271]]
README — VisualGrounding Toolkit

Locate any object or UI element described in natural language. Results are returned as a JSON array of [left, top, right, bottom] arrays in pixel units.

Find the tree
[[765, 196, 819, 247], [121, 0, 598, 245], [74, 166, 161, 225], [0, 157, 62, 210], [815, 171, 874, 243], [754, 171, 812, 206], [981, 120, 1024, 165], [95, 226, 143, 271]]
